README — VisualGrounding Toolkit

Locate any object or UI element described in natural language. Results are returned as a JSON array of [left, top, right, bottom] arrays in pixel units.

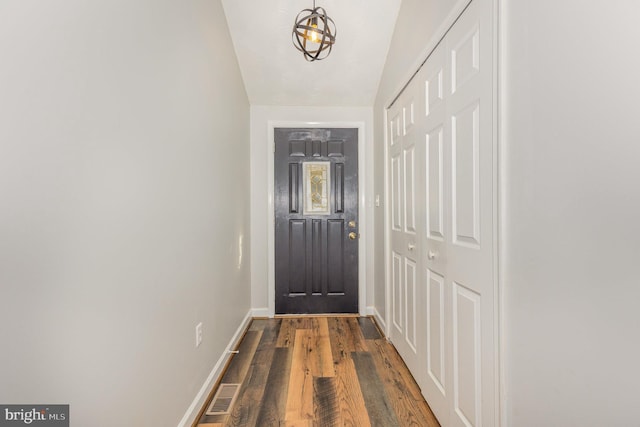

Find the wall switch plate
[[195, 322, 203, 348]]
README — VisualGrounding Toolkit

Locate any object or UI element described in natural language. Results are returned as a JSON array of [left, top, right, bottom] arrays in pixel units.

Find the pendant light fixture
[[292, 0, 336, 61]]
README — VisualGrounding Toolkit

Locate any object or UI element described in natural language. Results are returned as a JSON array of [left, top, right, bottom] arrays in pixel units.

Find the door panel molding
[[404, 257, 418, 353], [427, 126, 445, 241], [451, 100, 481, 249], [404, 144, 417, 234], [452, 281, 482, 427], [427, 268, 446, 395], [392, 251, 403, 332]]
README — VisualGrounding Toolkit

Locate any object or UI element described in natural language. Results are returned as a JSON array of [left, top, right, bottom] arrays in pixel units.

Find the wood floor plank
[[276, 318, 297, 348], [277, 317, 313, 347], [357, 317, 382, 340], [224, 364, 258, 426], [248, 318, 268, 332], [327, 317, 356, 361], [226, 320, 282, 426], [283, 420, 312, 427], [367, 339, 441, 426], [346, 317, 368, 352], [352, 351, 401, 427], [255, 346, 293, 426], [198, 330, 263, 425], [369, 339, 425, 402], [285, 329, 315, 423], [332, 356, 371, 427], [311, 318, 335, 378], [198, 414, 226, 425], [221, 330, 262, 383], [313, 377, 338, 427]]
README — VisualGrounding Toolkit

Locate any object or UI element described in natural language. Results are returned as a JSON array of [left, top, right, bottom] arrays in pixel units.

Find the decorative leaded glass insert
[[303, 161, 330, 215]]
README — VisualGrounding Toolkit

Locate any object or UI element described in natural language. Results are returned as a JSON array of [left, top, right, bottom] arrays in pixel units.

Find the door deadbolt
[[349, 232, 357, 240], [348, 221, 357, 228]]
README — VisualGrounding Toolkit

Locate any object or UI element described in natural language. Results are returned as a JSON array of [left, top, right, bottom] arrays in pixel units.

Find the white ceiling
[[221, 0, 401, 107]]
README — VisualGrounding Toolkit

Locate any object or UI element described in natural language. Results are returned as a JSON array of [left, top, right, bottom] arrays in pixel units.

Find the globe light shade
[[292, 2, 336, 61]]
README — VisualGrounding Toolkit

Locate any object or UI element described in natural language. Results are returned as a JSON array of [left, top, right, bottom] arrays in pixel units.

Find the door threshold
[[274, 313, 360, 318]]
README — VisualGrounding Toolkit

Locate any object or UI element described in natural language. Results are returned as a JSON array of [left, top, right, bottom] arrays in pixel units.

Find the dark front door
[[274, 128, 358, 314]]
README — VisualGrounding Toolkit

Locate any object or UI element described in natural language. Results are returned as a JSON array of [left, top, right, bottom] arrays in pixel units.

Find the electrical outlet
[[195, 322, 203, 348]]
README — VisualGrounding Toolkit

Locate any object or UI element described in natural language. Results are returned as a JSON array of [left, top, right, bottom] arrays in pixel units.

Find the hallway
[[3, 1, 639, 425], [196, 317, 439, 426]]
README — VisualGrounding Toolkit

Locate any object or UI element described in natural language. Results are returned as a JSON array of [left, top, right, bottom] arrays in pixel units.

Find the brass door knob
[[348, 232, 357, 240]]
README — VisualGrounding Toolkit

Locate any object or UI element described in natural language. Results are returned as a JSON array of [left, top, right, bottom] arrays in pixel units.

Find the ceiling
[[221, 0, 401, 107]]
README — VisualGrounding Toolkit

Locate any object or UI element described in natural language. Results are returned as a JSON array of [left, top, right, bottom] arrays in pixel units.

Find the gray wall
[[502, 0, 640, 425], [0, 1, 251, 426]]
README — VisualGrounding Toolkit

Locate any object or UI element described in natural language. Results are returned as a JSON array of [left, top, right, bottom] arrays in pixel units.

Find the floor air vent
[[206, 383, 241, 415]]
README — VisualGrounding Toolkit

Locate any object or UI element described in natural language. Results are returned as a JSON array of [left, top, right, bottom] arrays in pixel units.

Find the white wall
[[372, 0, 469, 322], [250, 106, 374, 315], [502, 0, 640, 425], [0, 1, 251, 426]]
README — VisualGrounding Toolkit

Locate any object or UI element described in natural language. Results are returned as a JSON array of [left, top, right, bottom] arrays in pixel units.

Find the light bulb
[[310, 24, 319, 42]]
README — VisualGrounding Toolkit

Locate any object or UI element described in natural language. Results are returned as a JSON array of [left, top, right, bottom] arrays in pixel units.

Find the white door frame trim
[[266, 120, 368, 317], [381, 0, 502, 424]]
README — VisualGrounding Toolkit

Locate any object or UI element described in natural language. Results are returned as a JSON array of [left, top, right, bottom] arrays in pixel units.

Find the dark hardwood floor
[[195, 316, 440, 427]]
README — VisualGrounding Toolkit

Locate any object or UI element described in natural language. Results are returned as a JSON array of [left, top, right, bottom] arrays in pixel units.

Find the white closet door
[[387, 0, 496, 426], [388, 85, 424, 377], [443, 1, 495, 426], [421, 41, 450, 423]]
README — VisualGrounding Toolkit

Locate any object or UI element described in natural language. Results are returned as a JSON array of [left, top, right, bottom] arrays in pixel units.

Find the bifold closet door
[[441, 1, 496, 425], [387, 0, 496, 426], [420, 40, 449, 423], [388, 84, 425, 379]]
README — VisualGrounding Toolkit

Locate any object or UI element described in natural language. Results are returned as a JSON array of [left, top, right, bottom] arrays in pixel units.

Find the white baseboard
[[177, 309, 253, 427], [364, 305, 376, 316], [372, 306, 387, 337], [251, 307, 270, 317]]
